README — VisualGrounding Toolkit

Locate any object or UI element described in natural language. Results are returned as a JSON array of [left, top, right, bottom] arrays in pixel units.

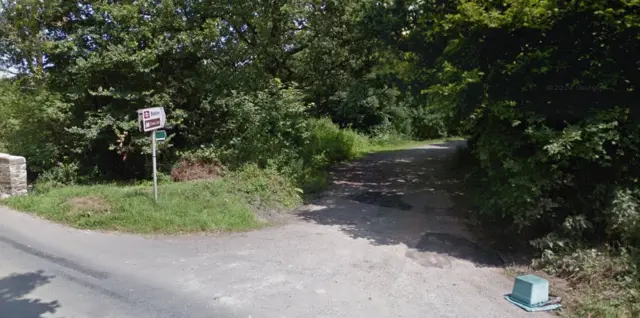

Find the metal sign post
[[151, 130, 158, 202], [137, 107, 166, 203]]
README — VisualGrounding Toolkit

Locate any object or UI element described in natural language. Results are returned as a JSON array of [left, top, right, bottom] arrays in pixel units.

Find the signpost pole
[[138, 106, 165, 203], [151, 131, 158, 202]]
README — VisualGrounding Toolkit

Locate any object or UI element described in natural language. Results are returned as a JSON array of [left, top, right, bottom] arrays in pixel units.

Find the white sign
[[137, 107, 166, 132], [137, 107, 167, 202]]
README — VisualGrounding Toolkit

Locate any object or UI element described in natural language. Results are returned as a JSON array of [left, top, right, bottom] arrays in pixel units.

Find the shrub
[[32, 162, 81, 194], [222, 164, 302, 209], [242, 117, 369, 194], [369, 119, 409, 146], [411, 106, 449, 140], [304, 118, 368, 164], [157, 172, 174, 185], [204, 80, 310, 169], [37, 162, 81, 187], [607, 188, 640, 247]]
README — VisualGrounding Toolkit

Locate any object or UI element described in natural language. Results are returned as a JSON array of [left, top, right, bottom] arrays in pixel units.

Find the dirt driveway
[[0, 141, 542, 317]]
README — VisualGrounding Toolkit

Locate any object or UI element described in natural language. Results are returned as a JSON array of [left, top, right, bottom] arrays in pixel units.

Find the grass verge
[[1, 164, 301, 234]]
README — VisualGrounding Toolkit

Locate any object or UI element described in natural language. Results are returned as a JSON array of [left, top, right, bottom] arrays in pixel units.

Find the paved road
[[0, 141, 540, 317]]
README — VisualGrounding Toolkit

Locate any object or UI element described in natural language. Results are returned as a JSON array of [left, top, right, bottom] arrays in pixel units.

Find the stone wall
[[0, 153, 27, 198]]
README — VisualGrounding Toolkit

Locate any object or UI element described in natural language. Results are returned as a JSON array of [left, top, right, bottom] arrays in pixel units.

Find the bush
[[223, 164, 302, 209], [608, 188, 640, 247], [304, 118, 368, 164], [204, 80, 310, 169], [157, 172, 174, 185], [36, 162, 80, 186], [267, 117, 368, 194], [411, 106, 449, 140], [182, 89, 374, 194], [369, 119, 409, 145]]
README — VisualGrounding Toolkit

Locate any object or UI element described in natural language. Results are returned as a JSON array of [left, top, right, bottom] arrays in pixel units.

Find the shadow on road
[[0, 270, 60, 318], [299, 141, 507, 268]]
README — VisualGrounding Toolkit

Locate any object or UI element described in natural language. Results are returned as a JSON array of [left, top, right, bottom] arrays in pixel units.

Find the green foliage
[[292, 118, 367, 192], [224, 164, 302, 210], [305, 118, 368, 163], [205, 80, 310, 169], [410, 106, 450, 140], [607, 188, 640, 247], [36, 162, 80, 188], [136, 171, 174, 187], [384, 0, 639, 231], [0, 80, 72, 173]]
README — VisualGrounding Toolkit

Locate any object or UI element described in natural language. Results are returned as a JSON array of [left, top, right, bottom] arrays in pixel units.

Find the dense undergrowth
[[455, 146, 640, 317]]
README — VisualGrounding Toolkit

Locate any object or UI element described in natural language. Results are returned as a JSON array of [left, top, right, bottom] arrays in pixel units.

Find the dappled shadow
[[299, 140, 510, 268], [0, 270, 61, 318]]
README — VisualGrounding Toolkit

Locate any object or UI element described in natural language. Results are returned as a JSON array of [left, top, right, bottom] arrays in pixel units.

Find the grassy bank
[[2, 165, 301, 234], [2, 136, 457, 234]]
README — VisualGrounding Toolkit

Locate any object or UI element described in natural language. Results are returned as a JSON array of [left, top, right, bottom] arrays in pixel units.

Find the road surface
[[0, 141, 541, 317]]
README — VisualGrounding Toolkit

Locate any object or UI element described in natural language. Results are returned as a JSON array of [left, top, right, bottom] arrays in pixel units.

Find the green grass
[[1, 165, 301, 234]]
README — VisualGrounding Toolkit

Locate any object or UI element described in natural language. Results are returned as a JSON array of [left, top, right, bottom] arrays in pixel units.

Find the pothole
[[348, 191, 413, 211]]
